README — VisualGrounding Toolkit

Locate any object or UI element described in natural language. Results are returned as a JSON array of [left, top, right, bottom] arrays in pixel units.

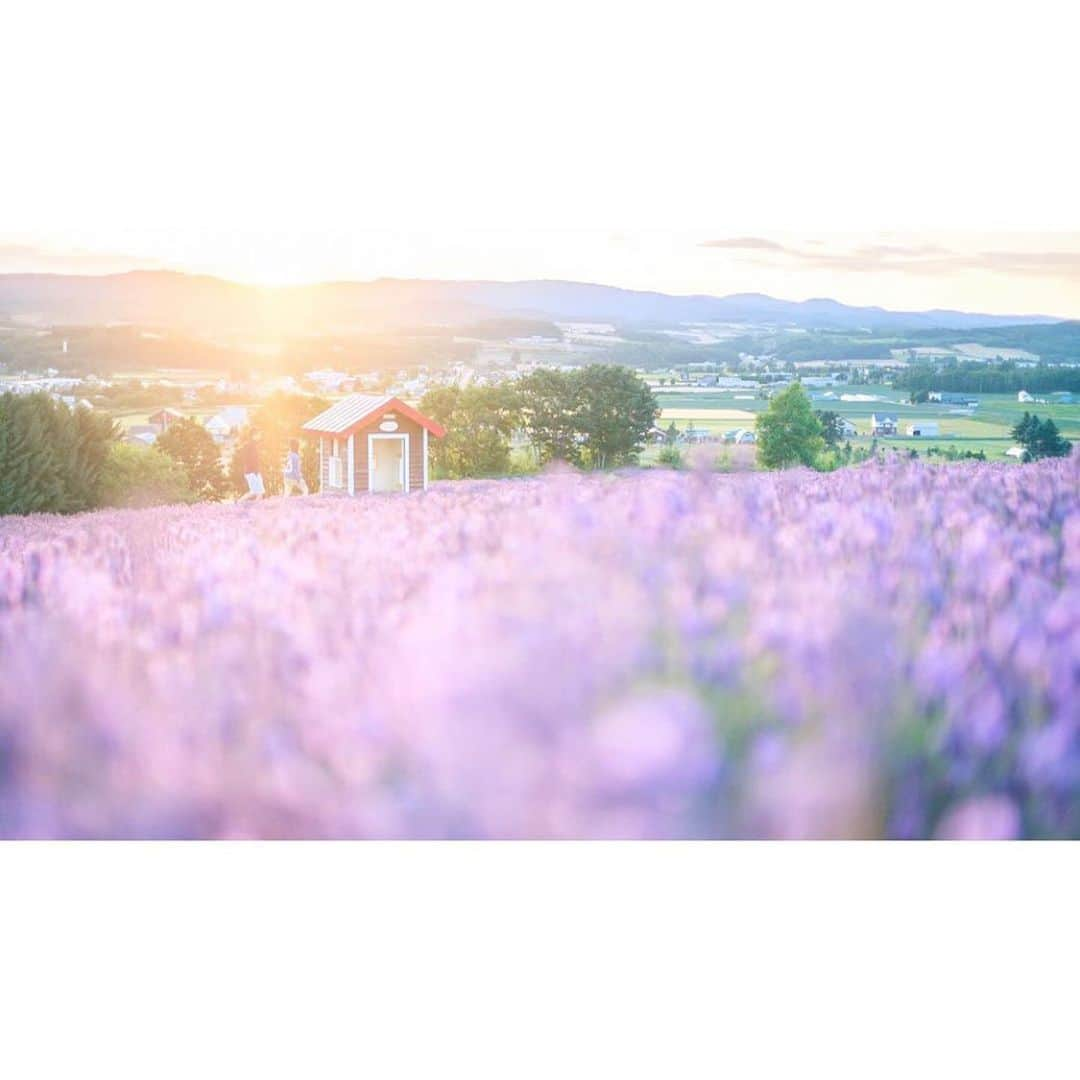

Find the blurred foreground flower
[[1, 455, 1077, 838]]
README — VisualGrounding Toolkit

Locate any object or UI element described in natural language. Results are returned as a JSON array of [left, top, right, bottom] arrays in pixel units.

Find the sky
[[3, 0, 1079, 317]]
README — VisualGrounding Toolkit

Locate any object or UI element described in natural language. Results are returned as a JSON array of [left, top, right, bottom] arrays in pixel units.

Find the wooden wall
[[354, 415, 425, 493], [316, 416, 426, 494]]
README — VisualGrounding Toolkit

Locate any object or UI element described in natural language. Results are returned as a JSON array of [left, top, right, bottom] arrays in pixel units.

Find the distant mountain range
[[0, 270, 1063, 336]]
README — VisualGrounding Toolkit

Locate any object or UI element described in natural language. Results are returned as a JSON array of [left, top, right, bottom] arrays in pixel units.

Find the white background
[[2, 0, 1079, 313], [2, 6, 1078, 1073], [2, 844, 1077, 1079]]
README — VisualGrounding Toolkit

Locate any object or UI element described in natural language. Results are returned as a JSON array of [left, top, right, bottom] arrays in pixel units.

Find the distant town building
[[870, 413, 898, 436], [928, 392, 977, 405], [723, 428, 756, 445], [204, 405, 250, 441], [906, 422, 940, 437], [148, 407, 186, 433], [123, 425, 159, 447], [679, 426, 715, 445]]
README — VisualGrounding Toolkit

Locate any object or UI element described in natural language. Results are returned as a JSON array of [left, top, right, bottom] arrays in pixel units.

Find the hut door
[[369, 434, 408, 493]]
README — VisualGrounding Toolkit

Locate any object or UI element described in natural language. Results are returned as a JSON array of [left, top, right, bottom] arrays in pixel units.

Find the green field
[[654, 385, 1080, 461]]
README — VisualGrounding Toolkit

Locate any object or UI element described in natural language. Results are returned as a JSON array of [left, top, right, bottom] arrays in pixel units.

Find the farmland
[[653, 383, 1080, 459], [2, 457, 1077, 839]]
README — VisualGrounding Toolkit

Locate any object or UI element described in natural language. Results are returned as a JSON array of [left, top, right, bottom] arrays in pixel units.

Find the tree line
[[895, 365, 1080, 395], [419, 366, 659, 477], [0, 391, 327, 516]]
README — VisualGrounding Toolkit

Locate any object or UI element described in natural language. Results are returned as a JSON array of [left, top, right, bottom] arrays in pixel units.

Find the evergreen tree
[[0, 393, 115, 515], [1012, 411, 1038, 448], [1012, 412, 1073, 462], [1034, 418, 1071, 459]]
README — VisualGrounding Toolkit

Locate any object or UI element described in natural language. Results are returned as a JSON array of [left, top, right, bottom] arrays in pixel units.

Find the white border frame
[[367, 433, 410, 494]]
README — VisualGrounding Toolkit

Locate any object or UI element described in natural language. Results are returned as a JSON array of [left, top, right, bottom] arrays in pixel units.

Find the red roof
[[301, 395, 446, 438]]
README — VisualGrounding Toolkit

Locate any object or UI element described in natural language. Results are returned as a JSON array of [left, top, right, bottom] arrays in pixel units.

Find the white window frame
[[367, 433, 410, 494]]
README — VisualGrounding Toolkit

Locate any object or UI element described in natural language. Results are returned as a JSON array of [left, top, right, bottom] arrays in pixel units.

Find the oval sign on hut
[[379, 419, 398, 432]]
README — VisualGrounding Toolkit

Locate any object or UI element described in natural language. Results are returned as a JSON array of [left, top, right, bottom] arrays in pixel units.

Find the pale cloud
[[699, 237, 788, 253], [699, 237, 1080, 279], [0, 242, 161, 275]]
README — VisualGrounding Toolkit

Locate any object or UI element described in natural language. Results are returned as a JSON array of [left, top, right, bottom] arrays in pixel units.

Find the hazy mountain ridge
[[0, 270, 1062, 336]]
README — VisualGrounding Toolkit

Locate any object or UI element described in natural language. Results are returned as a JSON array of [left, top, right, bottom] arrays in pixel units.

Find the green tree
[[157, 418, 229, 501], [1012, 411, 1038, 448], [0, 393, 116, 515], [665, 421, 679, 445], [657, 445, 683, 469], [419, 384, 520, 478], [573, 365, 658, 469], [516, 369, 583, 466], [228, 434, 254, 496], [300, 442, 320, 492], [98, 443, 193, 507], [756, 383, 825, 469], [244, 393, 328, 495], [814, 410, 845, 448], [1012, 412, 1072, 461], [1033, 418, 1072, 459]]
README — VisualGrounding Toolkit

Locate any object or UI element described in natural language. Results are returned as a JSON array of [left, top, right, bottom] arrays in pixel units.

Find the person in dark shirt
[[237, 433, 265, 501]]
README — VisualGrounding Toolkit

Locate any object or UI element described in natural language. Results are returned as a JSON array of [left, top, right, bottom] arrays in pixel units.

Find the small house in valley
[[205, 405, 250, 442], [123, 424, 159, 447], [301, 395, 446, 495], [870, 413, 898, 436], [680, 425, 716, 444], [148, 407, 186, 433], [725, 428, 756, 445], [905, 421, 940, 437]]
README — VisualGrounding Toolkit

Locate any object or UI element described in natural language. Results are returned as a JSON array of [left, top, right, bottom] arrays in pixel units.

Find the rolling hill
[[0, 270, 1063, 336]]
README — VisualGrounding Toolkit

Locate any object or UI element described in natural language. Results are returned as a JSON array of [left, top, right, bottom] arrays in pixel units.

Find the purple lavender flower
[[1, 452, 1077, 838]]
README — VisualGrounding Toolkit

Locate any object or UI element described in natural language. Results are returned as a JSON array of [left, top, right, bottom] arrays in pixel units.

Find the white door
[[370, 436, 407, 493]]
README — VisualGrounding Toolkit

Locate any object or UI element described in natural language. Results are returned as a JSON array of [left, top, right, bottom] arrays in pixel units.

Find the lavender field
[[1, 457, 1078, 839]]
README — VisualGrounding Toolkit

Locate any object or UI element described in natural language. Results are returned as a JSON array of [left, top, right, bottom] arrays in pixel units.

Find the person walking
[[237, 432, 265, 501], [283, 438, 309, 496]]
